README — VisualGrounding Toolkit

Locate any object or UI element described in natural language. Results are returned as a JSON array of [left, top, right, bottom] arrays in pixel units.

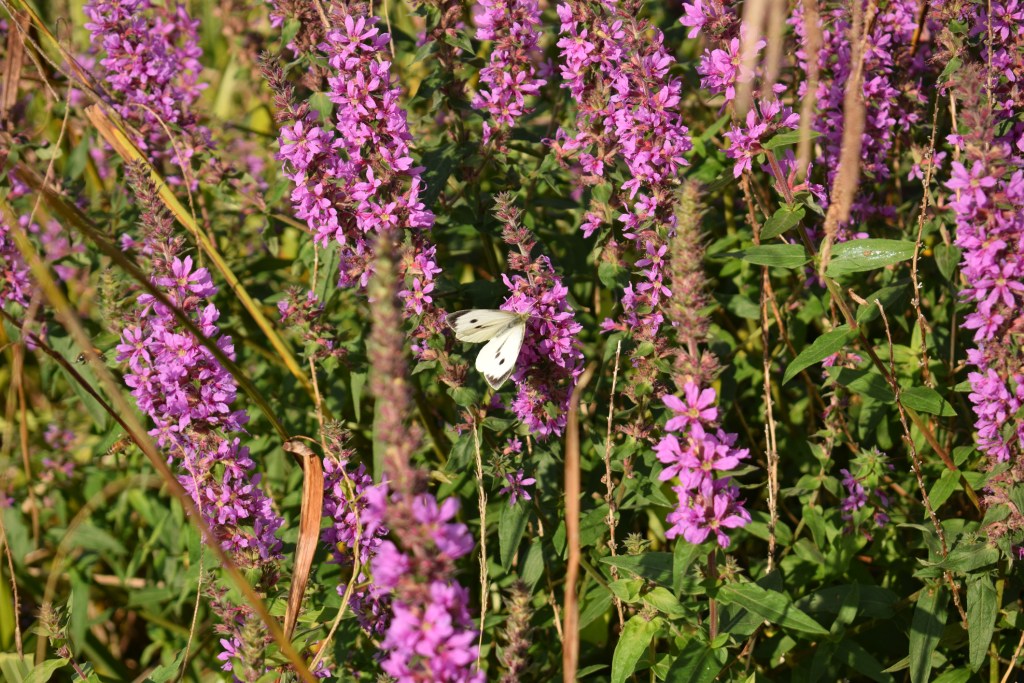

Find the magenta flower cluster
[[791, 0, 932, 222], [654, 382, 750, 548], [83, 0, 207, 169], [495, 210, 584, 438], [117, 252, 284, 561], [276, 12, 435, 292], [322, 450, 389, 634], [839, 466, 890, 534], [364, 491, 483, 683], [949, 146, 1024, 465], [472, 0, 546, 143], [0, 214, 32, 309], [555, 0, 691, 340]]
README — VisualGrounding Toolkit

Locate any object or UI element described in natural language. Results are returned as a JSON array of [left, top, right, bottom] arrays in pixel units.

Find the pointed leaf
[[611, 615, 662, 683], [783, 325, 857, 385], [909, 584, 948, 683], [966, 576, 996, 672], [761, 206, 806, 241], [717, 582, 829, 635], [727, 244, 809, 268], [498, 501, 529, 572], [826, 239, 916, 277]]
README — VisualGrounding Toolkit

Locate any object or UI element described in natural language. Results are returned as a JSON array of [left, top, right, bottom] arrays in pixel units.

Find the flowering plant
[[3, 0, 1023, 680]]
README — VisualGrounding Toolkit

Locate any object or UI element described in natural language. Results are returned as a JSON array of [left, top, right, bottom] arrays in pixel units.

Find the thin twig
[[603, 340, 625, 628], [1000, 629, 1024, 683], [472, 418, 489, 667]]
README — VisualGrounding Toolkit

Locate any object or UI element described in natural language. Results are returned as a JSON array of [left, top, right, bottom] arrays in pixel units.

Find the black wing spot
[[469, 318, 478, 323], [499, 358, 505, 366]]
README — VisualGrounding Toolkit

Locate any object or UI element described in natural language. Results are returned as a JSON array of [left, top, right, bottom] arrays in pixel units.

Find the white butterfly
[[447, 309, 530, 390]]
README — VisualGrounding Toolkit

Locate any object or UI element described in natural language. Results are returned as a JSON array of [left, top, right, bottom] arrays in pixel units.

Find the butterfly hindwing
[[475, 319, 526, 390], [447, 309, 521, 344]]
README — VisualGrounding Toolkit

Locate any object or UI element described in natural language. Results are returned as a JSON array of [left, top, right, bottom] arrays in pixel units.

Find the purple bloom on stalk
[[369, 493, 483, 683], [724, 98, 800, 178], [266, 7, 448, 372], [947, 160, 1001, 212], [697, 35, 762, 103], [83, 0, 209, 172], [554, 0, 691, 340], [791, 0, 933, 223], [116, 164, 284, 671], [655, 379, 750, 548], [501, 259, 584, 437], [665, 477, 750, 548], [472, 0, 546, 144], [663, 382, 719, 431], [0, 217, 32, 309], [499, 470, 536, 506]]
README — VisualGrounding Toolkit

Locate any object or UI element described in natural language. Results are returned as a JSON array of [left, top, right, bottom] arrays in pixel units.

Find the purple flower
[[663, 382, 719, 432], [472, 0, 546, 143], [665, 477, 751, 548], [83, 0, 209, 172], [490, 200, 584, 438], [369, 492, 483, 683], [655, 378, 750, 549], [499, 470, 536, 506], [554, 0, 691, 340]]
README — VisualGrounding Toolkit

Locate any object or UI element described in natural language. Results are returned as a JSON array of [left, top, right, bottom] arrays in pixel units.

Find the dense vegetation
[[1, 0, 1023, 680]]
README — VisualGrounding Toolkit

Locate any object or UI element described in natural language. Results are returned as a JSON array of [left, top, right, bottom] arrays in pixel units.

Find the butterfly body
[[447, 309, 530, 390]]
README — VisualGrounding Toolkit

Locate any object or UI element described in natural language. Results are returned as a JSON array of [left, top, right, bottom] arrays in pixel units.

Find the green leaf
[[966, 575, 997, 672], [935, 542, 999, 572], [855, 283, 909, 324], [600, 553, 673, 587], [599, 261, 628, 289], [782, 324, 856, 385], [23, 659, 70, 683], [673, 541, 703, 595], [835, 640, 894, 683], [0, 654, 30, 683], [726, 244, 809, 268], [763, 129, 820, 151], [520, 540, 544, 590], [664, 638, 727, 683], [717, 582, 829, 635], [931, 671, 973, 683], [643, 587, 686, 617], [933, 244, 962, 281], [909, 584, 948, 683], [828, 367, 893, 403], [611, 615, 661, 683], [796, 584, 897, 620], [420, 144, 457, 209], [498, 501, 529, 572], [826, 239, 916, 277], [899, 386, 956, 416], [928, 468, 961, 509], [761, 206, 806, 241]]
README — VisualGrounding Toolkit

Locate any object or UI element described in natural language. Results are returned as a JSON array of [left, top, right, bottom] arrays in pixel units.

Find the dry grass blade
[[796, 0, 823, 179], [283, 439, 325, 640], [0, 10, 29, 121], [562, 361, 596, 683], [818, 0, 874, 277], [736, 0, 767, 115]]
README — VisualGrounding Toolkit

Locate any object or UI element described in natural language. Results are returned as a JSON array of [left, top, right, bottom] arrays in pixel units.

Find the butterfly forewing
[[447, 309, 522, 343], [476, 320, 526, 390]]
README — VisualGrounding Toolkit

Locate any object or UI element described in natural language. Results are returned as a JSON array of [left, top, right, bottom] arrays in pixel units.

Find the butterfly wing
[[447, 309, 521, 343], [475, 320, 526, 390]]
